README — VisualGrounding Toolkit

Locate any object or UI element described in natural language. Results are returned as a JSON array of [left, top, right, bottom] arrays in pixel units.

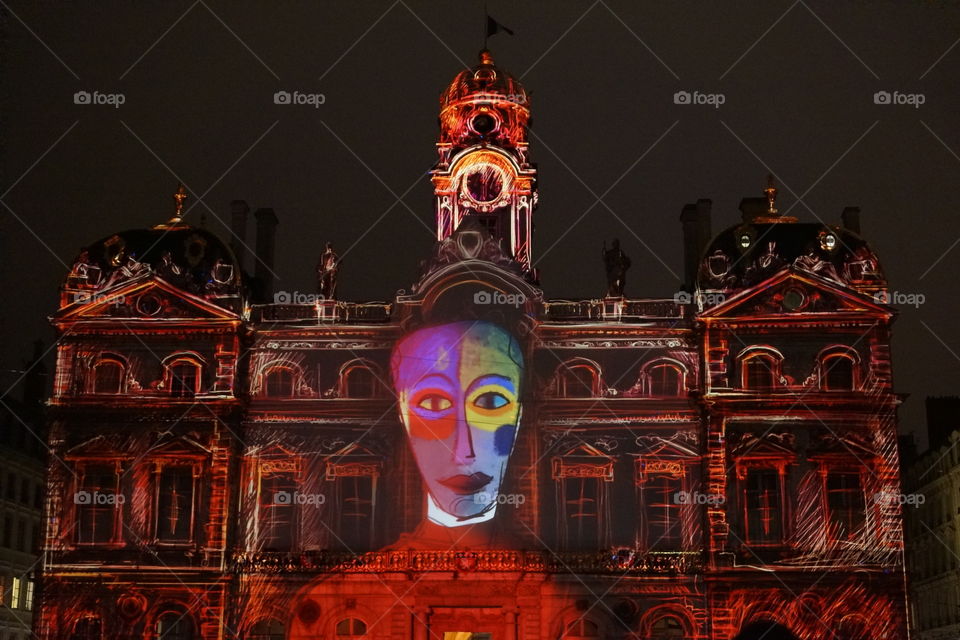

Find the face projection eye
[[473, 391, 509, 410], [416, 394, 452, 412]]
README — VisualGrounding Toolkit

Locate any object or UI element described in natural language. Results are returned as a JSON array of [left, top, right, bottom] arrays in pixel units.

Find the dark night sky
[[2, 1, 959, 448]]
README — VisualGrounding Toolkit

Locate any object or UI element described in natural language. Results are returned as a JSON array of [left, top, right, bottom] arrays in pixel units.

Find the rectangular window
[[5, 473, 15, 501], [744, 468, 782, 545], [76, 465, 120, 545], [10, 577, 20, 609], [23, 580, 33, 611], [560, 476, 603, 549], [20, 478, 29, 505], [156, 467, 195, 543], [332, 470, 376, 551], [642, 474, 683, 550], [826, 471, 865, 540], [259, 472, 296, 551]]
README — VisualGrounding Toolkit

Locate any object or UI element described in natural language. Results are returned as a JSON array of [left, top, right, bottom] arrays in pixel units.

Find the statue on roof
[[603, 238, 631, 297], [317, 242, 340, 300]]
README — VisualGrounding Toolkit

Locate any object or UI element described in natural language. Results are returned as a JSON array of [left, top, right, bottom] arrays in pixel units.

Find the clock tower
[[432, 50, 538, 273]]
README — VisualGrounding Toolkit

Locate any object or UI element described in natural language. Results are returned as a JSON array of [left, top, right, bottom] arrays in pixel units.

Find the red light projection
[[34, 48, 909, 640]]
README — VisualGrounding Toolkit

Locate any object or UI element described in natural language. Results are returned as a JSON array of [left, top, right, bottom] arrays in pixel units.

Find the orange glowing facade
[[36, 51, 909, 640]]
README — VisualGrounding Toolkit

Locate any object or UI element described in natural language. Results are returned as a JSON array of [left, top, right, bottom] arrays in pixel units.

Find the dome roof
[[697, 222, 886, 294], [440, 50, 528, 113], [63, 189, 244, 310]]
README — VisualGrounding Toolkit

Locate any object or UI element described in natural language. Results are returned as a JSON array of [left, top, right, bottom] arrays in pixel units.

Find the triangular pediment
[[730, 432, 796, 457], [147, 433, 211, 457], [699, 269, 890, 319], [326, 441, 383, 459], [55, 276, 239, 322], [65, 435, 120, 459], [556, 441, 615, 460]]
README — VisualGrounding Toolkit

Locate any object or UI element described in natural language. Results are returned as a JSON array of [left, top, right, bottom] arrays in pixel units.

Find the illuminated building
[[904, 398, 960, 640], [36, 50, 909, 639], [0, 342, 46, 640]]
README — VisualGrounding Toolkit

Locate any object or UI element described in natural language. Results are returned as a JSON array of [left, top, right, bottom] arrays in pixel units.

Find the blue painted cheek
[[493, 425, 516, 456]]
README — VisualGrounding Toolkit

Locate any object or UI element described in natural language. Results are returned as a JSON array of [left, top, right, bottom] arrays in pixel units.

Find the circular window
[[782, 287, 806, 311], [136, 294, 162, 316], [819, 230, 838, 252], [464, 165, 504, 203], [471, 113, 497, 135]]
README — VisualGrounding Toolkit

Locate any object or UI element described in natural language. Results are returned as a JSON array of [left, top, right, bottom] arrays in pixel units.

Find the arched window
[[70, 615, 102, 640], [156, 611, 195, 640], [248, 618, 284, 640], [165, 357, 201, 398], [820, 350, 858, 391], [336, 618, 367, 637], [263, 367, 295, 398], [645, 361, 686, 397], [650, 614, 685, 638], [739, 348, 782, 391], [562, 618, 600, 638], [91, 357, 125, 394], [341, 363, 379, 398], [557, 361, 601, 398]]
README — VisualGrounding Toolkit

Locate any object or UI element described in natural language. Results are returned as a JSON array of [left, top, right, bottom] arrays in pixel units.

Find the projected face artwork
[[392, 320, 524, 527]]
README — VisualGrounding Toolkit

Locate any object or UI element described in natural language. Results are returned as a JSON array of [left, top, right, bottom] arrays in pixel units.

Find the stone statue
[[603, 238, 631, 297], [316, 242, 340, 299]]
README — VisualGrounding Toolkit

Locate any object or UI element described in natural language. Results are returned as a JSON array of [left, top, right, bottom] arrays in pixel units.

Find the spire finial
[[764, 173, 778, 215], [173, 184, 188, 220]]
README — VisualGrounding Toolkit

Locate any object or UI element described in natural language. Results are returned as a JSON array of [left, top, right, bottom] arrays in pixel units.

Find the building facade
[[1, 342, 47, 640], [904, 398, 960, 640], [36, 51, 909, 640]]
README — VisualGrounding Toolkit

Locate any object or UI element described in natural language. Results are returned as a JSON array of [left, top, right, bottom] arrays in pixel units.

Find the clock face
[[465, 165, 504, 203]]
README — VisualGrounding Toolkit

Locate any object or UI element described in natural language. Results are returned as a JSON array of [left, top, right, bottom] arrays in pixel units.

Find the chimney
[[254, 208, 278, 301], [229, 200, 250, 272], [841, 206, 861, 235], [680, 199, 712, 290]]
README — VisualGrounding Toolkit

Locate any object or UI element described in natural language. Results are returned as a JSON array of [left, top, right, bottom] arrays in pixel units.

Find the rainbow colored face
[[391, 321, 524, 524]]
